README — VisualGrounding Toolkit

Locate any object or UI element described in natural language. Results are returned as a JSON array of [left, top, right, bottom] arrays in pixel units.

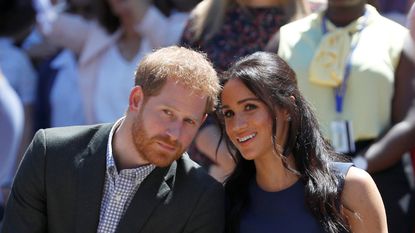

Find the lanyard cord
[[321, 10, 368, 113]]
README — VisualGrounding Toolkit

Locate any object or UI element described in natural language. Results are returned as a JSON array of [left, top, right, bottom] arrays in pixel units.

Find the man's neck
[[112, 120, 149, 170], [325, 3, 366, 27]]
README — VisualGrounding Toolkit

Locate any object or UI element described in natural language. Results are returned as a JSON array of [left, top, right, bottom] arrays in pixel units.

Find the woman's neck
[[254, 153, 299, 192], [117, 30, 141, 61]]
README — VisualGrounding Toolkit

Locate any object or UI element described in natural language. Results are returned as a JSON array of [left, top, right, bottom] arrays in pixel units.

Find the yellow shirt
[[278, 5, 407, 141]]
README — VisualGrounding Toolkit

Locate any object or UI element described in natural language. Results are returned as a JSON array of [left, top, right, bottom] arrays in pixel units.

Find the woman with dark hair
[[219, 51, 387, 233], [180, 0, 311, 182]]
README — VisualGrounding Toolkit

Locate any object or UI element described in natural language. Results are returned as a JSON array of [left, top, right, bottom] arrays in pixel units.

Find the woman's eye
[[223, 110, 234, 118], [245, 104, 257, 111]]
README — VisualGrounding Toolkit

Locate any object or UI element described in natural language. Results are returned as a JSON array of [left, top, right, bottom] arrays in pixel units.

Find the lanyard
[[321, 11, 368, 114]]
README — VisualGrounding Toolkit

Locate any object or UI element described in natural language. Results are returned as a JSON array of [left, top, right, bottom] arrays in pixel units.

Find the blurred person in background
[[0, 0, 38, 167], [307, 0, 327, 12], [372, 0, 414, 25], [33, 0, 96, 131], [32, 0, 201, 130], [33, 0, 193, 125], [180, 0, 311, 182], [274, 0, 415, 232], [150, 0, 202, 45], [403, 3, 415, 232], [0, 69, 24, 227]]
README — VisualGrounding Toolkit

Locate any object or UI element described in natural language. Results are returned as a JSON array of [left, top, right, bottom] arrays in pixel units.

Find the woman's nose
[[232, 114, 248, 132]]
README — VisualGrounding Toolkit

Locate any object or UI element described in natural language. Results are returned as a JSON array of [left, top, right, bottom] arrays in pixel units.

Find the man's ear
[[201, 113, 208, 125], [289, 95, 296, 104], [129, 86, 144, 112]]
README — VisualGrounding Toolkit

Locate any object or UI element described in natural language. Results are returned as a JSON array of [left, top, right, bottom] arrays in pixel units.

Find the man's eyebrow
[[164, 104, 202, 123]]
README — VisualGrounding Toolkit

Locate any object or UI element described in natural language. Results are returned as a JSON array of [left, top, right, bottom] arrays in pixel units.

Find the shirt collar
[[106, 117, 123, 174]]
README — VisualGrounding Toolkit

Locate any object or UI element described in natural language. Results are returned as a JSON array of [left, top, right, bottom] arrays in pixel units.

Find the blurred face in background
[[68, 0, 95, 19], [106, 0, 125, 16], [327, 0, 365, 7]]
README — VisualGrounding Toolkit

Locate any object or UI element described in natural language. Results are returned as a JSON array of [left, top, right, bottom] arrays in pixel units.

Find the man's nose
[[166, 121, 183, 141]]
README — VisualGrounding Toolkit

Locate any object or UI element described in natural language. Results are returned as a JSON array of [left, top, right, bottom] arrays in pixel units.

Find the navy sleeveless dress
[[239, 162, 353, 233]]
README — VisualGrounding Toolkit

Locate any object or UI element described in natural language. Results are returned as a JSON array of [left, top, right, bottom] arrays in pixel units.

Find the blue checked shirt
[[97, 118, 155, 233]]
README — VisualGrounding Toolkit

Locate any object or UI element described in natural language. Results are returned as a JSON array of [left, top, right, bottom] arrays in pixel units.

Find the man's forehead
[[147, 81, 208, 120]]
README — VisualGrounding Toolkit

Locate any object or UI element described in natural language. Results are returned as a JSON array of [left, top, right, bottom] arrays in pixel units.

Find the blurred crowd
[[1, 0, 415, 232]]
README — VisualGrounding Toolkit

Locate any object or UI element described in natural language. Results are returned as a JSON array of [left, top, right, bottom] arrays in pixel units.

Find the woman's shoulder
[[329, 162, 379, 198], [329, 164, 377, 201], [343, 166, 375, 192], [340, 167, 387, 232]]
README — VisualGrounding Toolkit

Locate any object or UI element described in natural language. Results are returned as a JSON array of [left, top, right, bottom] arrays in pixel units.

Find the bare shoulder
[[343, 167, 375, 194], [342, 167, 380, 208], [341, 167, 388, 233]]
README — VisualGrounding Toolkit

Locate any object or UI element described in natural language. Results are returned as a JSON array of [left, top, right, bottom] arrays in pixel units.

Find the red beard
[[131, 111, 184, 167]]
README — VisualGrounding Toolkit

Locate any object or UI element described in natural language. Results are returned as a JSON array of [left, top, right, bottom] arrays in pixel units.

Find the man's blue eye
[[185, 119, 196, 125]]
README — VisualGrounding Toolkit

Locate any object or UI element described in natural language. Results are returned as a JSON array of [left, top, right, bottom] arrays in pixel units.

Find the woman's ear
[[129, 86, 144, 112]]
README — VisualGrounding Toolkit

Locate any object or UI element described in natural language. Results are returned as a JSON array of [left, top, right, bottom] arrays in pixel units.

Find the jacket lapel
[[116, 161, 178, 233], [74, 124, 113, 233]]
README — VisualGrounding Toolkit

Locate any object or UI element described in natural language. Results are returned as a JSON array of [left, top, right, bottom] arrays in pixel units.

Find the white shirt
[[0, 38, 38, 105], [94, 39, 152, 123], [33, 0, 188, 124], [50, 49, 85, 126], [0, 76, 24, 205]]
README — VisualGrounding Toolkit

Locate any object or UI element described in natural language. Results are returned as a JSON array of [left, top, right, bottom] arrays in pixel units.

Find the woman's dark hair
[[219, 52, 350, 233], [93, 0, 120, 34], [153, 0, 202, 16]]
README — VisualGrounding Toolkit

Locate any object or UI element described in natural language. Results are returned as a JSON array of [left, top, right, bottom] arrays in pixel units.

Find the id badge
[[330, 120, 355, 154]]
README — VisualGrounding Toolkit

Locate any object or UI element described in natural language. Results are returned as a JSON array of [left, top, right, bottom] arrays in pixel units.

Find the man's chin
[[147, 153, 182, 167]]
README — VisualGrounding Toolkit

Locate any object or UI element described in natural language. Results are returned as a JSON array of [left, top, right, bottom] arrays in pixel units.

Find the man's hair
[[135, 46, 220, 113]]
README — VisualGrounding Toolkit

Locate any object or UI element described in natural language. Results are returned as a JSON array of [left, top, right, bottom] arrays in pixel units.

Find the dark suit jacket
[[1, 124, 225, 233]]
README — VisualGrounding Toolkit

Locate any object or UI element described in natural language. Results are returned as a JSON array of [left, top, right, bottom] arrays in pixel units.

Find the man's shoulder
[[42, 123, 111, 137], [38, 123, 113, 148]]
